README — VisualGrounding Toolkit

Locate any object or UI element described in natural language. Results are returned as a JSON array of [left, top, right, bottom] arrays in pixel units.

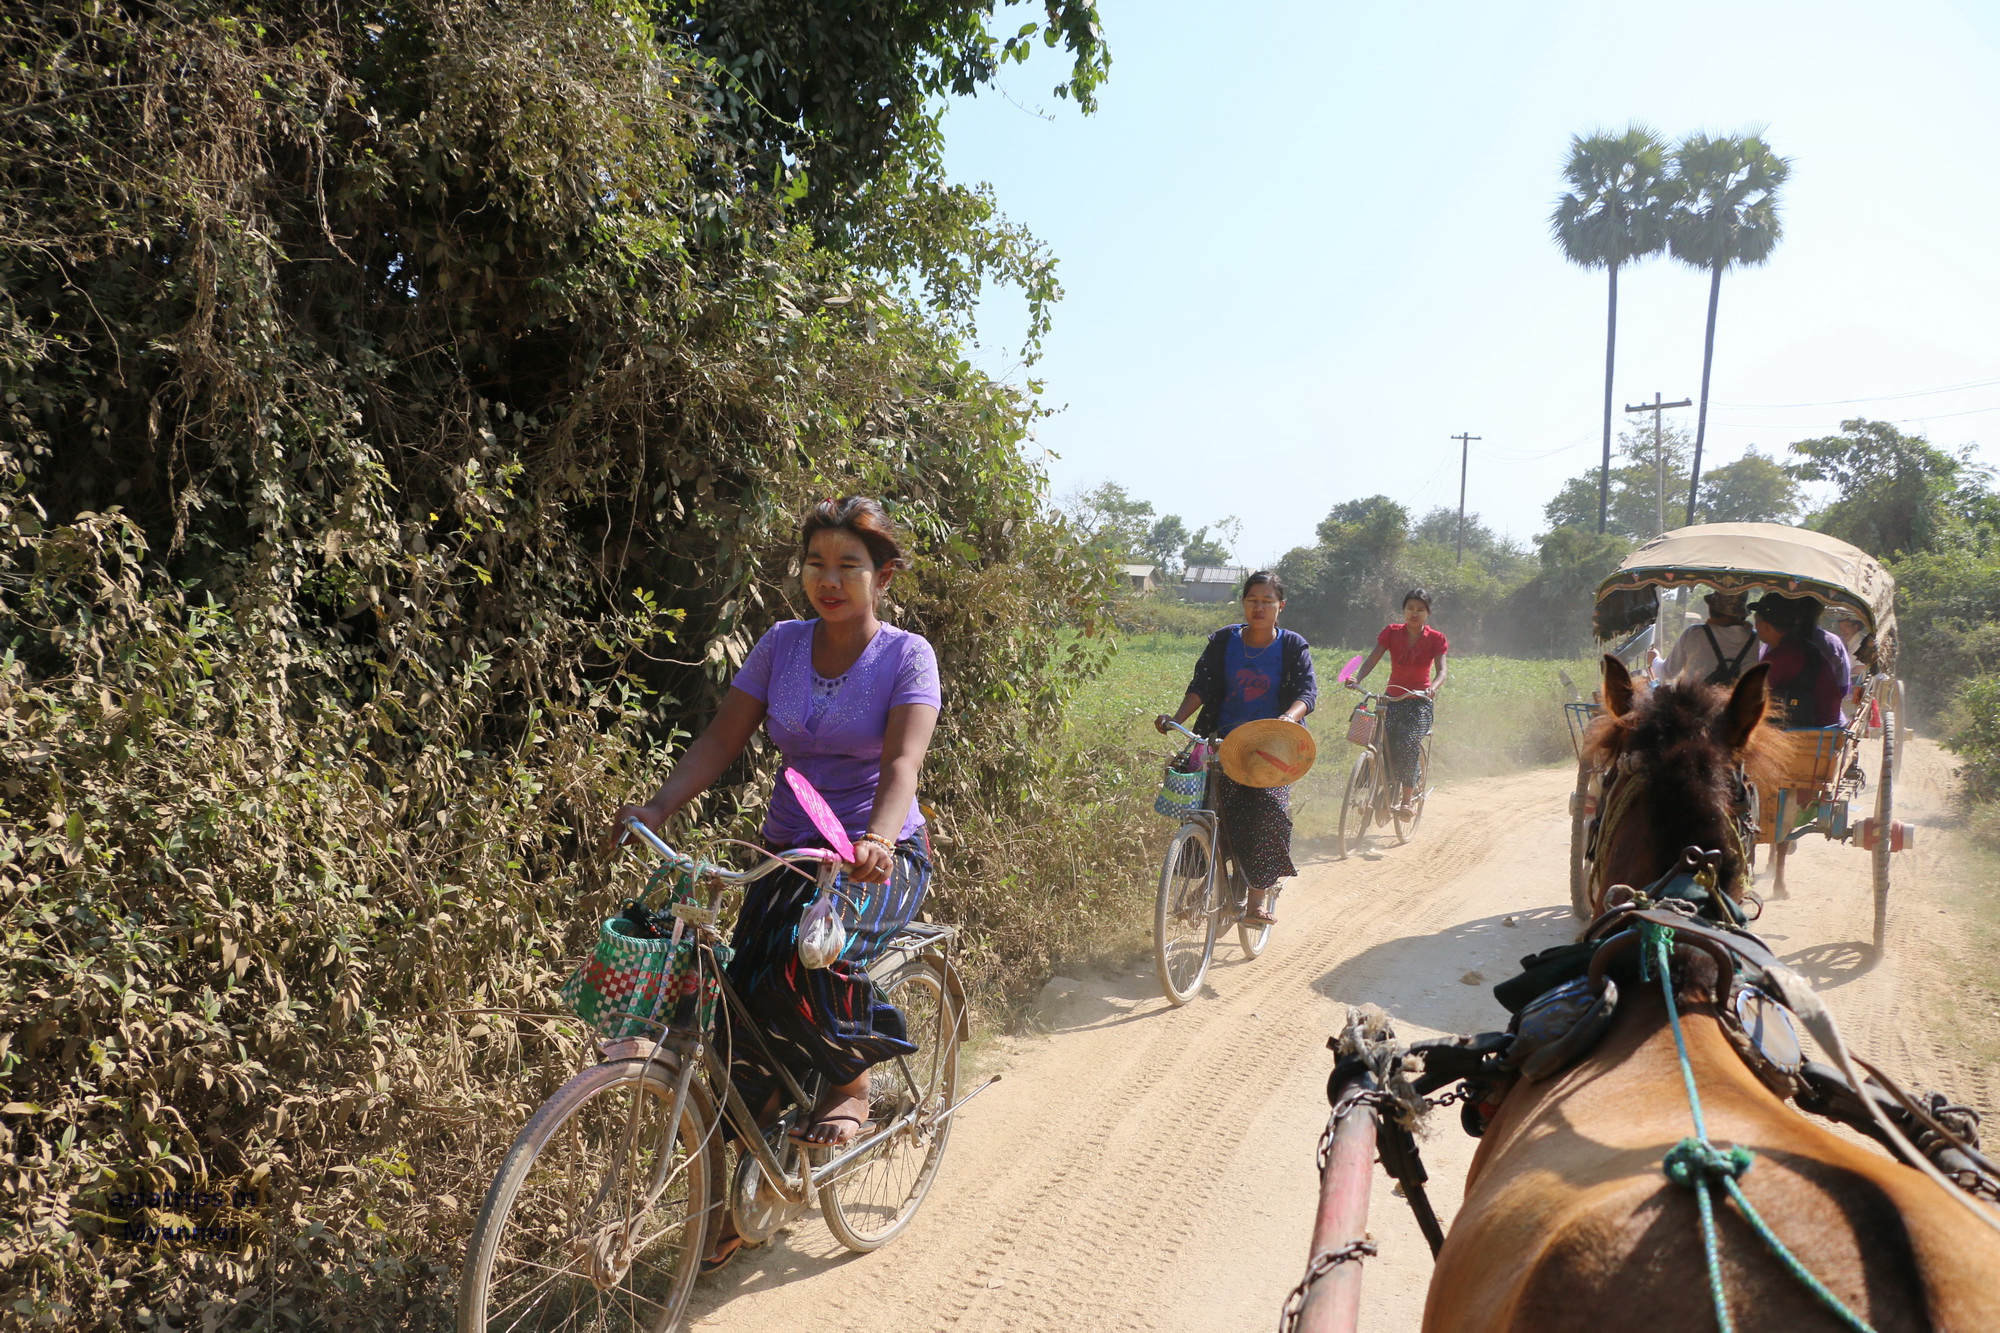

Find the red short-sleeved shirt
[[1377, 623, 1448, 695]]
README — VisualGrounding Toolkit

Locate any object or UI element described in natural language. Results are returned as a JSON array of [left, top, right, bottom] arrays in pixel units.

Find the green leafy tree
[[1701, 448, 1800, 524], [1888, 547, 2000, 711], [1140, 513, 1192, 571], [1181, 523, 1234, 568], [1544, 422, 1693, 537], [1551, 126, 1669, 532], [678, 0, 1110, 211], [1666, 132, 1790, 523], [1068, 481, 1157, 561], [1499, 526, 1636, 656], [0, 1, 1122, 1322], [1278, 496, 1410, 645], [1788, 419, 1994, 556]]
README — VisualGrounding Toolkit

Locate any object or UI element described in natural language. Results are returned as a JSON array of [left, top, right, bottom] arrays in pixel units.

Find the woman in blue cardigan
[[1155, 571, 1317, 924]]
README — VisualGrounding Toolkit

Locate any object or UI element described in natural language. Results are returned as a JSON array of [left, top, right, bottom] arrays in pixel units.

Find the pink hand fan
[[1337, 653, 1364, 686], [784, 768, 856, 862]]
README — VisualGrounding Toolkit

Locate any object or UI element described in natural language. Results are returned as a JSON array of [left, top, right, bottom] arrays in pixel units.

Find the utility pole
[[1622, 394, 1691, 535], [1452, 432, 1482, 563]]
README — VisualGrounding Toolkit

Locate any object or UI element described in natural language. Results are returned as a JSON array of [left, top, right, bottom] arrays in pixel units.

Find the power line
[[1717, 375, 2000, 409], [1709, 402, 2000, 431], [1475, 429, 1597, 462]]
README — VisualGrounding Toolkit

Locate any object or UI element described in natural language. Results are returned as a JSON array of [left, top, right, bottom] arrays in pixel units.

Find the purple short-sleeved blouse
[[731, 619, 942, 847]]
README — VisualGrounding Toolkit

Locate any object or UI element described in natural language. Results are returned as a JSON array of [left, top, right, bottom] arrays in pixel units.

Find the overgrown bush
[[1885, 545, 2000, 717], [1111, 591, 1233, 637], [0, 0, 1118, 1326], [1943, 674, 2000, 805]]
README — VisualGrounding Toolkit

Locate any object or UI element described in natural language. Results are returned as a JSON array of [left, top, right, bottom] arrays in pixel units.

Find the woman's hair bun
[[799, 496, 904, 571]]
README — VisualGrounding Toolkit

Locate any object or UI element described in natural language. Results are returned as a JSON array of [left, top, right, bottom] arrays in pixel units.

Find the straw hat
[[1218, 718, 1318, 788]]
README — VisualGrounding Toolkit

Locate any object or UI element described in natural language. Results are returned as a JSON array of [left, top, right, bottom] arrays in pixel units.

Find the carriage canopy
[[1592, 522, 1896, 666]]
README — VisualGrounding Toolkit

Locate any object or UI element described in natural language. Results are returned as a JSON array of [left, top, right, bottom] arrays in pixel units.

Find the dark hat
[[1703, 590, 1748, 614], [1749, 591, 1821, 631]]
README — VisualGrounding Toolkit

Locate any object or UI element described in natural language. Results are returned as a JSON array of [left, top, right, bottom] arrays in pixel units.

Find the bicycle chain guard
[[731, 1121, 810, 1245]]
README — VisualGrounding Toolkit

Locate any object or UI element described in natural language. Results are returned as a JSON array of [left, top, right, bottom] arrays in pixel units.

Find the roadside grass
[[1931, 802, 2000, 1071]]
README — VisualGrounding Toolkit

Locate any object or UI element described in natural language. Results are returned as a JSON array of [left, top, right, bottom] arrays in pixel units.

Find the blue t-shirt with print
[[1217, 626, 1284, 736]]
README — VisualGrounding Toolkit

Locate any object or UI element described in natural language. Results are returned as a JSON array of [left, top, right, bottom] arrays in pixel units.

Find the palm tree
[[1551, 127, 1669, 533], [1666, 132, 1790, 526]]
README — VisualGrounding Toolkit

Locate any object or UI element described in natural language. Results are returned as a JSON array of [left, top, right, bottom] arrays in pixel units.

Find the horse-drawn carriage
[[1283, 639, 2000, 1332], [1564, 522, 1913, 948]]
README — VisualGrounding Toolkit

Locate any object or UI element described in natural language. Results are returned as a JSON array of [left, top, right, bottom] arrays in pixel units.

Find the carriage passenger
[[1749, 592, 1851, 729], [1654, 590, 1756, 687]]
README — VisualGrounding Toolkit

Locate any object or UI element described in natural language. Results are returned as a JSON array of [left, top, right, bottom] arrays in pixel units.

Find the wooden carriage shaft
[[1298, 1105, 1378, 1333]]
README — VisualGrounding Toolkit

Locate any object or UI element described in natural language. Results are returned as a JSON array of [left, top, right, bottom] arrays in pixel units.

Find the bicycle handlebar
[[619, 816, 835, 883], [1345, 681, 1433, 704], [1158, 716, 1208, 744]]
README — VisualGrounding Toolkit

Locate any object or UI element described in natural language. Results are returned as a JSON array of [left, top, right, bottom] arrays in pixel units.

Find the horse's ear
[[1601, 654, 1635, 717], [1722, 662, 1771, 750]]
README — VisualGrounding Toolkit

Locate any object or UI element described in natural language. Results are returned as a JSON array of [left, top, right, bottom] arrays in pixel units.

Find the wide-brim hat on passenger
[[1703, 590, 1748, 614], [1218, 718, 1317, 788]]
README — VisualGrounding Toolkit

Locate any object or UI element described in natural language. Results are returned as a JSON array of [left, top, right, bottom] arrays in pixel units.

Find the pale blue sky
[[941, 0, 2000, 566]]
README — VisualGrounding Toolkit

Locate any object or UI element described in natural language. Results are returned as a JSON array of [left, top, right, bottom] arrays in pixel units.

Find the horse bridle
[[1585, 753, 1758, 923]]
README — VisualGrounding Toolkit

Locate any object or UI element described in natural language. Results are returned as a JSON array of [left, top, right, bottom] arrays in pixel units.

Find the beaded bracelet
[[859, 832, 896, 851]]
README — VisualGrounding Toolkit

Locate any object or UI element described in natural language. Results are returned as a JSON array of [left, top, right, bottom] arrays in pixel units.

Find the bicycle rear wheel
[[1154, 822, 1219, 1006], [819, 956, 961, 1252], [1338, 751, 1377, 859], [459, 1053, 722, 1333]]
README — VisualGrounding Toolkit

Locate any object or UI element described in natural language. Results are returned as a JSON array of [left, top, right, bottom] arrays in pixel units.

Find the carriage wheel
[[1890, 678, 1908, 781], [1770, 789, 1791, 900], [1873, 705, 1896, 953], [1567, 768, 1591, 920]]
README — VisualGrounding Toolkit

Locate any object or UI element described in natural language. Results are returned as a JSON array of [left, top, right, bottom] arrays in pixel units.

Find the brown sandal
[[788, 1112, 874, 1147]]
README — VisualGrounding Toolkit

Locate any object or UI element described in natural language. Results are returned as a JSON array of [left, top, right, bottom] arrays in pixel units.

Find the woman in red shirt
[[1349, 589, 1448, 817]]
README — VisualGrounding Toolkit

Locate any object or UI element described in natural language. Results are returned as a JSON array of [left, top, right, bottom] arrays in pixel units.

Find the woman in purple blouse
[[616, 497, 941, 1269]]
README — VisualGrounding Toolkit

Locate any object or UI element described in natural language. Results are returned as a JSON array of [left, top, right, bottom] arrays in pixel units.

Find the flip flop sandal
[[700, 1233, 749, 1276], [788, 1113, 874, 1148], [1243, 908, 1278, 926]]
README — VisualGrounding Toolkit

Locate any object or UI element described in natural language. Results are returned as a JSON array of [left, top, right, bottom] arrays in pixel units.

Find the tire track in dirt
[[685, 742, 1989, 1333]]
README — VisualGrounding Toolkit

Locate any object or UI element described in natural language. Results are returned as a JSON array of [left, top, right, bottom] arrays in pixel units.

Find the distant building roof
[[1120, 564, 1159, 578], [1182, 565, 1248, 585]]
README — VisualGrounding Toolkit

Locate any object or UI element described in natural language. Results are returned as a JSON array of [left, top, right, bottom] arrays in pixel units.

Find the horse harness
[[1320, 848, 2000, 1281]]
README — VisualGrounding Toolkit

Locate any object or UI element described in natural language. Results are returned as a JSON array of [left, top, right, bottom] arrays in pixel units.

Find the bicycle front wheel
[[820, 955, 961, 1252], [459, 1053, 722, 1333], [1154, 821, 1219, 1006], [1338, 751, 1377, 859], [1237, 883, 1275, 959]]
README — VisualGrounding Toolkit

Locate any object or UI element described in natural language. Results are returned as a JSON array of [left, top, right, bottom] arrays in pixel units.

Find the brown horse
[[1423, 657, 2000, 1332]]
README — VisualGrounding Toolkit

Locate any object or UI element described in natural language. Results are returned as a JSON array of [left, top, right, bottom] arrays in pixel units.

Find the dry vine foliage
[[0, 1, 1133, 1326]]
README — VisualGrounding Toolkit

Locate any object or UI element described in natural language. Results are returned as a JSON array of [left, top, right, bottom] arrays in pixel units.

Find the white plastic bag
[[797, 887, 847, 969]]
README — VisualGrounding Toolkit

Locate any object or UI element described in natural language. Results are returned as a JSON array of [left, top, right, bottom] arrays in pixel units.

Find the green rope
[[1651, 930, 1880, 1333]]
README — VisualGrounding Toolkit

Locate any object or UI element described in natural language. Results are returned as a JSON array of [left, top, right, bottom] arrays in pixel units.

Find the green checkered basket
[[560, 874, 722, 1039], [1154, 744, 1210, 820]]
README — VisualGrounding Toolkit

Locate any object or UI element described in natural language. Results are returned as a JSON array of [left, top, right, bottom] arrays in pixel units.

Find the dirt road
[[687, 738, 1992, 1332]]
